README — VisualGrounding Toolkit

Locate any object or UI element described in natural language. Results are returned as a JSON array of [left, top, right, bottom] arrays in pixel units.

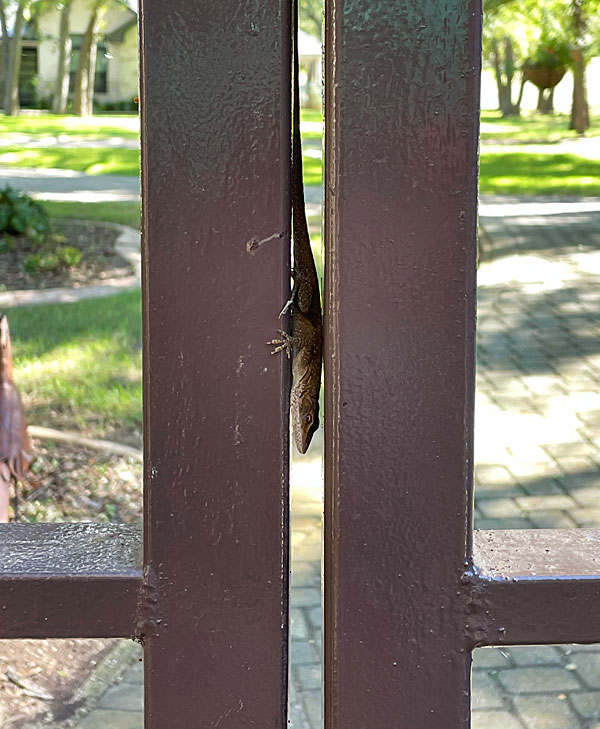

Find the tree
[[1, 0, 31, 115], [299, 0, 322, 39], [72, 0, 106, 116], [51, 0, 72, 114], [490, 36, 524, 116], [485, 0, 600, 131], [482, 0, 535, 116]]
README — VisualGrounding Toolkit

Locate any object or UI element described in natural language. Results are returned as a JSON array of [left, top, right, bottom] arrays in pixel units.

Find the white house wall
[[106, 24, 139, 101], [38, 0, 138, 103]]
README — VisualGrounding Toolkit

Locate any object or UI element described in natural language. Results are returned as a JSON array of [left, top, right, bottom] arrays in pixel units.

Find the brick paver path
[[75, 198, 600, 729]]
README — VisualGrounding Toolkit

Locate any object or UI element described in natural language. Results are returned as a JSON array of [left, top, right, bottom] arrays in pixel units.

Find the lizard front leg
[[279, 272, 299, 318], [268, 329, 293, 358]]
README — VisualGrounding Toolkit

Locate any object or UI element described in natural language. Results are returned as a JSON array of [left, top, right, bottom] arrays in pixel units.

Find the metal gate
[[0, 1, 598, 728]]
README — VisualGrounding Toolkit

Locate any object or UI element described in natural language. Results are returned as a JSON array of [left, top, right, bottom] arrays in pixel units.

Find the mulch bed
[[1, 438, 143, 728], [15, 438, 142, 524], [0, 221, 133, 291]]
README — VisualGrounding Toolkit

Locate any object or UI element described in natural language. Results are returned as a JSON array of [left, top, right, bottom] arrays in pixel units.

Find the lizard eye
[[304, 413, 313, 425]]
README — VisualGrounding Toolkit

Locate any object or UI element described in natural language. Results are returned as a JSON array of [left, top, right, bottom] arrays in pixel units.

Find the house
[[2, 3, 322, 111], [298, 28, 322, 110], [0, 0, 138, 108], [37, 0, 139, 105]]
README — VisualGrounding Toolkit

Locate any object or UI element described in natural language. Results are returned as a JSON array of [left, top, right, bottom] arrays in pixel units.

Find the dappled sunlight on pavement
[[289, 428, 323, 729], [473, 199, 600, 728]]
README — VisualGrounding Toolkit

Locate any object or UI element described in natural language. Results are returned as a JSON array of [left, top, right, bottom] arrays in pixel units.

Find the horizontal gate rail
[[469, 529, 600, 646], [0, 523, 142, 638]]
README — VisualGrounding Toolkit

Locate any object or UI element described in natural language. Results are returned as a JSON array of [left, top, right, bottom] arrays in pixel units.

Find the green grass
[[301, 109, 323, 124], [0, 146, 140, 176], [0, 113, 139, 139], [480, 110, 600, 144], [479, 151, 600, 196], [45, 201, 141, 229], [7, 290, 142, 440]]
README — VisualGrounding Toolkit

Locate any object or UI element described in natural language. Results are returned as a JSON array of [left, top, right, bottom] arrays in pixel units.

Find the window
[[69, 34, 108, 94]]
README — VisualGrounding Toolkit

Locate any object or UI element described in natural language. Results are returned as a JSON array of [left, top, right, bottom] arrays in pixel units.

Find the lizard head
[[292, 393, 319, 454]]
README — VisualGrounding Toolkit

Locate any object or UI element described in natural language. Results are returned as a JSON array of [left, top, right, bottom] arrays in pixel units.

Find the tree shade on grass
[[0, 114, 140, 139], [45, 201, 141, 229], [480, 110, 600, 143], [5, 290, 142, 441], [0, 147, 140, 176]]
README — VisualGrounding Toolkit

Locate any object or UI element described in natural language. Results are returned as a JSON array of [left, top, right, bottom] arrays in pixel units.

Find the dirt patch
[[2, 438, 142, 727], [0, 639, 118, 729], [14, 438, 142, 524], [0, 221, 133, 291]]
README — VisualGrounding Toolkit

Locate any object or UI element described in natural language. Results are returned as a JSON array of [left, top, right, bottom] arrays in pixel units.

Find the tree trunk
[[536, 88, 545, 112], [536, 88, 554, 114], [0, 3, 8, 82], [513, 73, 525, 116], [492, 37, 519, 117], [570, 52, 589, 134], [52, 0, 73, 114], [491, 39, 504, 110], [3, 0, 27, 116], [569, 0, 589, 134], [72, 0, 105, 117]]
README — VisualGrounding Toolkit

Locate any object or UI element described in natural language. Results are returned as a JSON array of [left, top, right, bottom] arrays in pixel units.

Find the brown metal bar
[[469, 529, 600, 646], [0, 523, 141, 638], [139, 1, 291, 727], [324, 1, 481, 727]]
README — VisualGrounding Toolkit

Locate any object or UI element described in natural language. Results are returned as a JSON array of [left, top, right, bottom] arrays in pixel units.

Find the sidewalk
[[0, 166, 140, 202], [474, 198, 600, 729]]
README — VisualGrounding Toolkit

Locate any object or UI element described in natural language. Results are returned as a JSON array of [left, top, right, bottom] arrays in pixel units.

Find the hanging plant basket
[[523, 64, 566, 91]]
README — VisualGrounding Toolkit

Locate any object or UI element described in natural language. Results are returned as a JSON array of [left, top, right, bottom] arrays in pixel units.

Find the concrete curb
[[0, 222, 140, 308]]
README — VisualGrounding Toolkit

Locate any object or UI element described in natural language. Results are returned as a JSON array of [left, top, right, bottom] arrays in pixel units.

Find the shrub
[[57, 245, 82, 267], [0, 186, 50, 239], [0, 187, 82, 274]]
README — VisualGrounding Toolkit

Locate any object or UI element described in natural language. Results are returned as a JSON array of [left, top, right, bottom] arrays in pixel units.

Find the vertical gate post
[[139, 2, 291, 727], [324, 1, 481, 727]]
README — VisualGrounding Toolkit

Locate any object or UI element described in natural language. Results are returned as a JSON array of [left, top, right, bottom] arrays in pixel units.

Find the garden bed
[[14, 438, 142, 524], [0, 221, 133, 292]]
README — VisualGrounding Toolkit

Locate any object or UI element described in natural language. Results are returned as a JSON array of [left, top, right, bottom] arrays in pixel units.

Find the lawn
[[7, 290, 142, 444], [480, 110, 600, 144], [44, 201, 141, 229], [0, 113, 139, 139], [479, 151, 600, 196], [0, 146, 140, 176]]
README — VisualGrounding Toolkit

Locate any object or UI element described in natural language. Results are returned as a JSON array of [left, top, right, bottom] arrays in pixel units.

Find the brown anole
[[269, 0, 322, 454]]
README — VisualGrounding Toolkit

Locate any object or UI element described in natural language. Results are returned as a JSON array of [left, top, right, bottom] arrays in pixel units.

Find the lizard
[[269, 0, 322, 454]]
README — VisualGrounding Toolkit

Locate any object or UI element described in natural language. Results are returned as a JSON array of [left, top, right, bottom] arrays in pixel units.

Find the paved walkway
[[0, 166, 140, 202], [67, 197, 600, 729], [472, 199, 600, 729]]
